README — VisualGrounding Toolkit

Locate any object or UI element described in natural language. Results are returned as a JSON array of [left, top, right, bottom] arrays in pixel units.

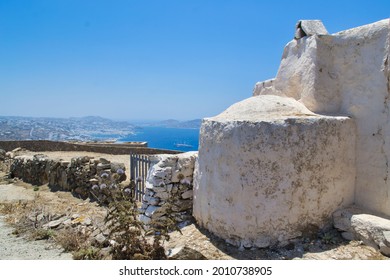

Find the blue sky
[[0, 0, 389, 121]]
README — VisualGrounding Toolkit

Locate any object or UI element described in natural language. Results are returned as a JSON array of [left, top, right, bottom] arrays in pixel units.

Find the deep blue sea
[[118, 127, 200, 152]]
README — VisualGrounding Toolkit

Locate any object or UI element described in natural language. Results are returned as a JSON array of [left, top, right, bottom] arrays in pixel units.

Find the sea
[[118, 127, 200, 152]]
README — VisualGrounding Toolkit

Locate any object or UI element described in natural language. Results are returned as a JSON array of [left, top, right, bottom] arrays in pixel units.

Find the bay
[[118, 126, 200, 152]]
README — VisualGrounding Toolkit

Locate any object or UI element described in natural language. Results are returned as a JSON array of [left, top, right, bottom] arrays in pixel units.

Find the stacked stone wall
[[138, 152, 197, 225], [9, 154, 126, 198]]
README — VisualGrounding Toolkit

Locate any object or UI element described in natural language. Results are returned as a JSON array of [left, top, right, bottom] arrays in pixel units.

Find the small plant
[[318, 230, 339, 245], [33, 186, 39, 191], [90, 169, 180, 260], [55, 227, 91, 253], [32, 228, 54, 240], [73, 247, 101, 260]]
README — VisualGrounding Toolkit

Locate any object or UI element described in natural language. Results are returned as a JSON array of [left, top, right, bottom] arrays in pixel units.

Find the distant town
[[0, 116, 201, 142]]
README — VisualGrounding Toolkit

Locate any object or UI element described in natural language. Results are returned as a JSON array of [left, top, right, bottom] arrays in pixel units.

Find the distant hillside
[[145, 119, 202, 129], [0, 115, 135, 142]]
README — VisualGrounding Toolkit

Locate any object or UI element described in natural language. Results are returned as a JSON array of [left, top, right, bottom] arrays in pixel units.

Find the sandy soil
[[0, 183, 73, 260]]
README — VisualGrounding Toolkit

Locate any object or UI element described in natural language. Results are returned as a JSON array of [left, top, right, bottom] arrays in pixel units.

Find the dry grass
[[0, 177, 107, 259]]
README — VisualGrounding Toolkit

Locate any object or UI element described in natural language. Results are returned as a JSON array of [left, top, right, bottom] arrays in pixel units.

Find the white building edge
[[193, 19, 390, 251]]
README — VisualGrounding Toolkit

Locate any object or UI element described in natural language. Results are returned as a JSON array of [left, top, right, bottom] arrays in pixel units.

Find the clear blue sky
[[0, 0, 389, 121]]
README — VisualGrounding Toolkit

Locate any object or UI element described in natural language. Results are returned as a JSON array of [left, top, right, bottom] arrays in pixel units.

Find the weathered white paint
[[254, 19, 390, 216], [332, 20, 390, 216], [193, 95, 356, 247], [194, 19, 390, 247]]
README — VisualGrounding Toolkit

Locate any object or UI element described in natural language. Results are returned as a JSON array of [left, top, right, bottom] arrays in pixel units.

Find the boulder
[[167, 246, 207, 260], [295, 20, 328, 39], [43, 216, 69, 229], [333, 207, 390, 256]]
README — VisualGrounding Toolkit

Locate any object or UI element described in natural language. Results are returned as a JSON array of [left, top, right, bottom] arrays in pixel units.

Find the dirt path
[[0, 183, 72, 260], [0, 215, 72, 260]]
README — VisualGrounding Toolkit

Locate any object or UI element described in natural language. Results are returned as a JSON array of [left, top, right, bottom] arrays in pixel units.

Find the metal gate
[[130, 154, 151, 201]]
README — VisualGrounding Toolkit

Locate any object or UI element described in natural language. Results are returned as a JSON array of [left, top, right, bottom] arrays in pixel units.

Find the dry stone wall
[[138, 152, 197, 226], [9, 154, 126, 198]]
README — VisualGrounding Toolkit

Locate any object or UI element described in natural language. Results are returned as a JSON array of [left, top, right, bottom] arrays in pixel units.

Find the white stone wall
[[331, 21, 390, 216], [194, 18, 390, 248], [254, 19, 390, 216], [193, 95, 356, 248], [138, 152, 197, 225]]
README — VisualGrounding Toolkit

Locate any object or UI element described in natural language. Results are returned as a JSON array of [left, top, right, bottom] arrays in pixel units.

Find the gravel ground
[[0, 215, 72, 260], [0, 183, 72, 260]]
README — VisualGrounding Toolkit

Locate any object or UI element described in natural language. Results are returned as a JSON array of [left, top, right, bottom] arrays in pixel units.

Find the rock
[[333, 207, 390, 256], [94, 233, 107, 246], [144, 205, 165, 219], [139, 214, 151, 225], [383, 231, 390, 247], [97, 163, 111, 170], [142, 195, 160, 206], [167, 246, 207, 260], [181, 190, 193, 200], [155, 191, 170, 200], [89, 178, 99, 184], [43, 217, 68, 229], [62, 219, 72, 226], [11, 147, 23, 153], [144, 205, 158, 217], [71, 216, 92, 226], [0, 149, 6, 160], [379, 244, 390, 257], [166, 184, 176, 192], [60, 161, 70, 167], [295, 20, 328, 39], [151, 186, 167, 193], [99, 158, 110, 164], [172, 200, 193, 212], [81, 217, 92, 226], [341, 231, 355, 241], [145, 182, 154, 189], [150, 166, 172, 181], [5, 152, 14, 159], [80, 156, 91, 163], [144, 188, 155, 196], [110, 162, 126, 173]]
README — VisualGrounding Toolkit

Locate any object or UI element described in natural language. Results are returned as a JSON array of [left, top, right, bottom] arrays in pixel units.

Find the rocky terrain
[[0, 150, 388, 260]]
